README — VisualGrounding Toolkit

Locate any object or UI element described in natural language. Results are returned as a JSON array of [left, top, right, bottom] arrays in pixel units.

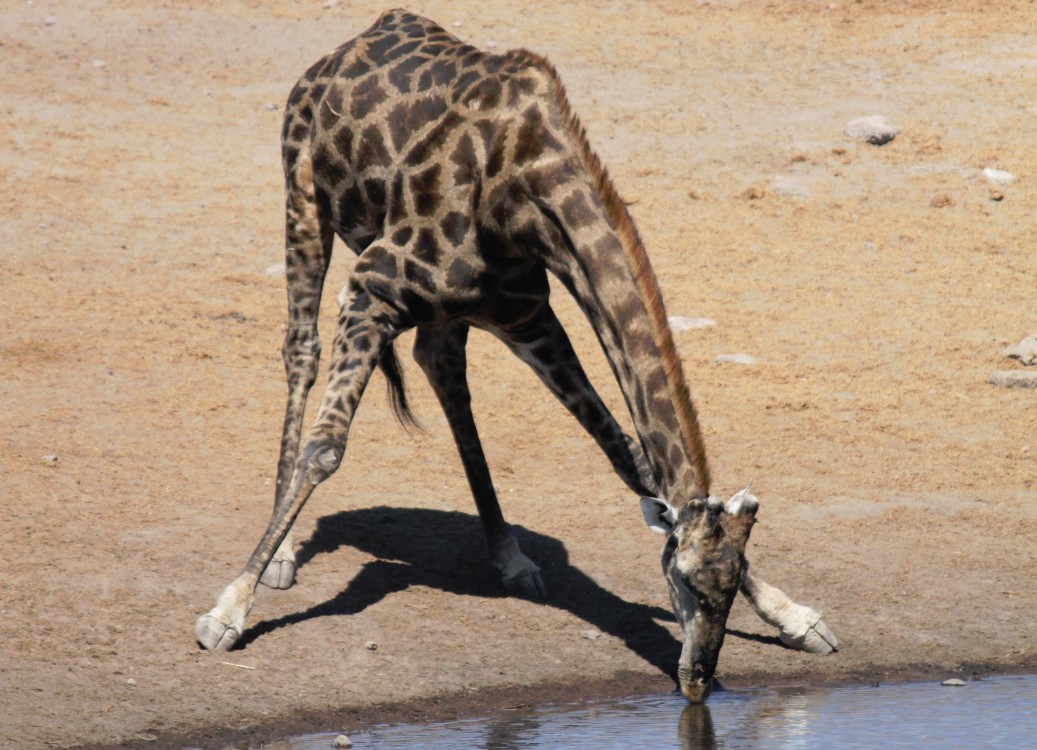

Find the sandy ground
[[2, 1, 1036, 747]]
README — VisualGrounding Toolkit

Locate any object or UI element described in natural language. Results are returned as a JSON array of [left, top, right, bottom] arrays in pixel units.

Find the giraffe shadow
[[234, 505, 683, 681]]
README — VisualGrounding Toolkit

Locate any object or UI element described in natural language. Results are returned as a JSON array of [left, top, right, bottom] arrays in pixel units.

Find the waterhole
[[265, 674, 1037, 750]]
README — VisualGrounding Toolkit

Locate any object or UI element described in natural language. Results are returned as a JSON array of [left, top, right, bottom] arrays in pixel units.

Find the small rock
[[264, 102, 280, 111], [623, 193, 641, 206], [265, 261, 286, 277], [740, 185, 766, 200], [332, 734, 353, 749], [44, 16, 57, 26], [843, 115, 900, 146], [451, 20, 463, 28], [929, 193, 953, 208], [322, 0, 340, 8], [92, 59, 107, 68], [772, 175, 812, 200], [42, 454, 58, 464], [982, 168, 1015, 186], [669, 316, 717, 333], [580, 629, 602, 640], [1003, 334, 1037, 366], [941, 678, 966, 687], [716, 353, 756, 366], [364, 641, 378, 651], [989, 190, 1004, 202], [989, 370, 1037, 389], [126, 678, 137, 686]]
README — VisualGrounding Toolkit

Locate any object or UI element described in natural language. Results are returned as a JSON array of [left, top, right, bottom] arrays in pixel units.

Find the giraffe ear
[[640, 496, 678, 535]]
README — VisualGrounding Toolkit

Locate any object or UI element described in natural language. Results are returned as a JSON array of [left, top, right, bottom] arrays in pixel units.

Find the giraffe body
[[196, 10, 837, 701]]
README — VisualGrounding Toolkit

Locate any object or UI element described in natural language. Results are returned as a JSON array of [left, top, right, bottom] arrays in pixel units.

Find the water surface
[[276, 674, 1037, 749]]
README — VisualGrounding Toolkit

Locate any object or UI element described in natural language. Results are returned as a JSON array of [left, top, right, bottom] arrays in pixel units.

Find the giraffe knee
[[300, 440, 344, 485]]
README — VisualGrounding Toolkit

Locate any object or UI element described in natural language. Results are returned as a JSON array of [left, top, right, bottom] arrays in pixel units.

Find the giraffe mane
[[513, 50, 712, 499]]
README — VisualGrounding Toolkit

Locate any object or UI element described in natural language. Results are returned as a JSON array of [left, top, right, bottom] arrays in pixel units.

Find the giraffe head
[[641, 486, 758, 702]]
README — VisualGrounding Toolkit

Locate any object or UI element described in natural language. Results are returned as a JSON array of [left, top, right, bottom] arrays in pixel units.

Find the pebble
[[982, 168, 1015, 186], [265, 102, 280, 111], [989, 370, 1037, 389], [772, 174, 812, 200], [126, 678, 137, 686], [265, 261, 286, 277], [668, 316, 717, 332], [929, 193, 953, 208], [941, 678, 966, 687], [843, 115, 900, 145], [42, 454, 58, 464], [44, 16, 57, 26], [1003, 334, 1037, 366], [332, 734, 354, 749], [364, 641, 378, 651], [716, 353, 756, 366], [580, 629, 602, 640]]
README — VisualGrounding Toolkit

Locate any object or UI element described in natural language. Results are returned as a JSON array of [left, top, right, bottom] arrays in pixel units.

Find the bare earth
[[2, 1, 1035, 748]]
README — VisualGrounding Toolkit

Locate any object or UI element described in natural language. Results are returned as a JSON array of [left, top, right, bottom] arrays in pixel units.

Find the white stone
[[580, 629, 602, 640], [364, 640, 378, 651], [332, 734, 354, 748], [843, 115, 900, 145], [989, 370, 1037, 389], [669, 316, 717, 332], [42, 454, 58, 463], [265, 261, 286, 277], [941, 678, 966, 687], [716, 353, 757, 366], [772, 174, 812, 200], [982, 168, 1016, 186], [1004, 334, 1037, 366]]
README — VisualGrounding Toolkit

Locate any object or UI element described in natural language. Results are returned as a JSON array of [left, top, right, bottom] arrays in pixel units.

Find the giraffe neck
[[506, 54, 711, 504]]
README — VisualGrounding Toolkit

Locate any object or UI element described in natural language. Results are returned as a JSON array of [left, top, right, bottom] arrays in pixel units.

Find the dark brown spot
[[342, 58, 370, 79], [336, 183, 364, 231], [362, 178, 387, 211], [357, 245, 398, 280], [367, 33, 401, 62], [388, 55, 426, 93], [333, 126, 354, 163], [445, 258, 477, 288], [391, 226, 414, 246], [450, 132, 478, 185], [413, 228, 441, 265], [560, 190, 597, 229], [404, 260, 436, 292], [356, 125, 390, 171], [314, 142, 347, 186], [410, 164, 442, 217], [350, 76, 389, 119], [404, 110, 463, 166], [388, 172, 407, 223], [439, 212, 470, 247]]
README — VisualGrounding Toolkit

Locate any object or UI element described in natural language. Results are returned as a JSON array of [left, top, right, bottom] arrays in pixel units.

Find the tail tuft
[[379, 342, 421, 431]]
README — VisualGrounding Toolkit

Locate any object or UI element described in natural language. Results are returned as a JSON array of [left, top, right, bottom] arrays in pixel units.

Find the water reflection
[[279, 675, 1037, 750], [678, 704, 716, 749]]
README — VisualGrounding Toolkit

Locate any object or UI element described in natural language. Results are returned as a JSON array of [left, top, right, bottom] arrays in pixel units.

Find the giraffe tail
[[379, 342, 422, 431]]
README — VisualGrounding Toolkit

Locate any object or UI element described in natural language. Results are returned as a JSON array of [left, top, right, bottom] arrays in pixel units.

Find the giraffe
[[195, 9, 837, 702]]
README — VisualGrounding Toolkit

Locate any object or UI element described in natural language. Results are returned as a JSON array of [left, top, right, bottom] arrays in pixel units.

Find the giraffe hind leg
[[261, 148, 336, 590], [196, 276, 407, 650], [413, 323, 546, 599]]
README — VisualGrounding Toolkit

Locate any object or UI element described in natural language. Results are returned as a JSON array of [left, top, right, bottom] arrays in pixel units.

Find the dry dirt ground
[[2, 1, 1036, 748]]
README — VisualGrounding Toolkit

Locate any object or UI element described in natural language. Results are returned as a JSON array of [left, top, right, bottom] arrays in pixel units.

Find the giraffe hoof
[[260, 559, 297, 590], [779, 612, 838, 654], [195, 613, 242, 651], [503, 569, 548, 600]]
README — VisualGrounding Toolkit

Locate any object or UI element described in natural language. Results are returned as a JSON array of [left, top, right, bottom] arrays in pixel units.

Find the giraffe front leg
[[496, 305, 657, 498], [413, 323, 546, 599], [196, 283, 403, 650], [740, 562, 838, 654]]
